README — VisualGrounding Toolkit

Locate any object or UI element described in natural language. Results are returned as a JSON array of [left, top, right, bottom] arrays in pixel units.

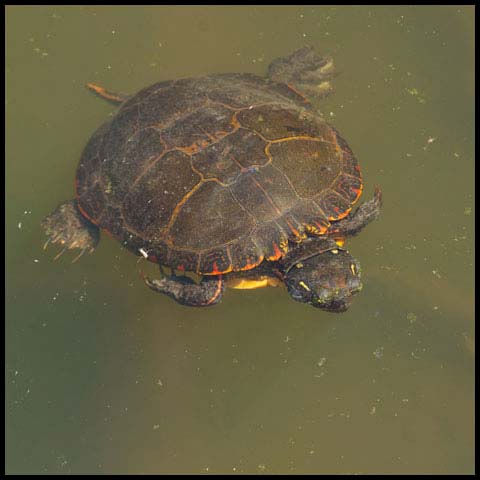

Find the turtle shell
[[75, 73, 363, 275]]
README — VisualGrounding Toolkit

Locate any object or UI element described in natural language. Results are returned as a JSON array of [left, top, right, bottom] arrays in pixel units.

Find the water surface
[[6, 5, 474, 474]]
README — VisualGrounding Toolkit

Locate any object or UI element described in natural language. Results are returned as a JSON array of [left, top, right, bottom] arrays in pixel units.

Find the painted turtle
[[42, 47, 382, 312]]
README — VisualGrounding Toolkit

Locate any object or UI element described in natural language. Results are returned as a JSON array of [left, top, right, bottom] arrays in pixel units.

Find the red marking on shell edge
[[210, 261, 221, 275], [176, 264, 185, 271], [314, 222, 328, 234], [240, 256, 264, 271], [76, 202, 98, 226], [148, 255, 158, 263], [267, 242, 282, 261]]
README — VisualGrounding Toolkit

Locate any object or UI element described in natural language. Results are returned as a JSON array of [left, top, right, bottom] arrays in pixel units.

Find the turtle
[[42, 47, 382, 312]]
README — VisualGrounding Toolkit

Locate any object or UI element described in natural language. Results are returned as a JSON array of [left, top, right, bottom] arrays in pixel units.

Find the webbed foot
[[42, 200, 100, 261], [144, 273, 225, 307], [267, 46, 335, 99]]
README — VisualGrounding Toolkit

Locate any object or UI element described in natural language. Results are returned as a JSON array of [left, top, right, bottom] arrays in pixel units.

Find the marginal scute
[[165, 247, 199, 273], [279, 200, 330, 240], [252, 222, 288, 261], [228, 236, 264, 273], [121, 80, 174, 110], [75, 122, 109, 198], [206, 73, 288, 108], [314, 189, 352, 221], [77, 182, 105, 224], [198, 246, 232, 274], [332, 173, 363, 205]]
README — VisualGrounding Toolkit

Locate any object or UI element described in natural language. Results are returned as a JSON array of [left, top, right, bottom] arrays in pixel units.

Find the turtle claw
[[373, 185, 383, 207], [53, 245, 68, 261], [71, 248, 88, 264]]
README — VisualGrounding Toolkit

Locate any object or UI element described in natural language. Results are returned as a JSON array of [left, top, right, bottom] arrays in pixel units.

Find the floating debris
[[373, 346, 384, 359], [406, 312, 417, 324], [316, 357, 327, 367], [432, 269, 442, 279], [406, 87, 426, 104]]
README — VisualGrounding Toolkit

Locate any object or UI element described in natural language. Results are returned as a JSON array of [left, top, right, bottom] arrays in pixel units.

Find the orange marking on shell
[[178, 143, 201, 155], [314, 221, 328, 234], [267, 242, 283, 261], [202, 263, 233, 275], [286, 220, 306, 242], [164, 181, 204, 235], [238, 255, 264, 272], [269, 135, 322, 144], [327, 206, 352, 222], [230, 111, 241, 130]]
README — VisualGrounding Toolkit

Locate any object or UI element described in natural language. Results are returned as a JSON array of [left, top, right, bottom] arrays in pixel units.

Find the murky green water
[[6, 5, 474, 474]]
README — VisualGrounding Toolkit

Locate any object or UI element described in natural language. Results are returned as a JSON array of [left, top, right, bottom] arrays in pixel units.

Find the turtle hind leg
[[144, 274, 225, 307], [86, 83, 131, 105], [42, 200, 100, 260], [267, 47, 335, 99]]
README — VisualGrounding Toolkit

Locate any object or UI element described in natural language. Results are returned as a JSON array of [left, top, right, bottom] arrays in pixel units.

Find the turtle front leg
[[144, 274, 225, 307], [267, 47, 336, 98], [42, 200, 100, 261], [329, 187, 383, 238]]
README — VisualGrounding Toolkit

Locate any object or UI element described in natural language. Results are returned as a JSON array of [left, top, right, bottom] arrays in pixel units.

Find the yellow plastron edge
[[227, 277, 282, 290]]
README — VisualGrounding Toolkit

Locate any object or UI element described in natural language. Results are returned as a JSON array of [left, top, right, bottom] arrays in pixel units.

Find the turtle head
[[285, 247, 362, 312]]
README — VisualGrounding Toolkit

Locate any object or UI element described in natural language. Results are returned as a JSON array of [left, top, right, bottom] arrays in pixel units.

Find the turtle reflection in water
[[42, 47, 382, 312]]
